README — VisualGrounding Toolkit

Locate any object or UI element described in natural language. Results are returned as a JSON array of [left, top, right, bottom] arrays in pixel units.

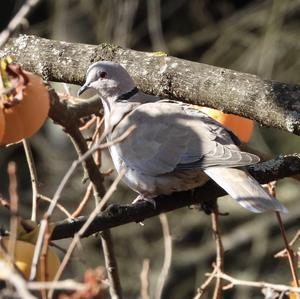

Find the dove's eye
[[99, 71, 107, 79]]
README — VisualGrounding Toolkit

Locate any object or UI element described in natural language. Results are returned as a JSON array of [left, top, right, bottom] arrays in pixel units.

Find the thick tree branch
[[1, 34, 300, 135], [51, 153, 300, 241]]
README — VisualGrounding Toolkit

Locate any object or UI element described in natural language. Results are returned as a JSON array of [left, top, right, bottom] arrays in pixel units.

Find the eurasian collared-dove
[[78, 61, 287, 213]]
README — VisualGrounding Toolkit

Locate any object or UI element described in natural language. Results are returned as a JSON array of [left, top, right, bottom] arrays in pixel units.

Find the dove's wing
[[110, 100, 258, 175], [109, 99, 287, 214]]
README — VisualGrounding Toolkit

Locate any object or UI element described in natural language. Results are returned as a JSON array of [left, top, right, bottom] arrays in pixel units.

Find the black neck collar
[[115, 87, 139, 102]]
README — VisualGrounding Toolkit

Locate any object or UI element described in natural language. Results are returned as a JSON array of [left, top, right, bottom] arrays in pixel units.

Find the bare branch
[[37, 194, 72, 219], [212, 269, 300, 295], [22, 139, 39, 222], [211, 209, 224, 299], [0, 1, 41, 48], [193, 267, 219, 299], [27, 279, 85, 291], [50, 153, 300, 241], [266, 181, 300, 289], [1, 35, 300, 135], [155, 213, 172, 299], [140, 259, 151, 299], [7, 162, 18, 263], [275, 229, 300, 258], [100, 229, 123, 299], [71, 182, 93, 218]]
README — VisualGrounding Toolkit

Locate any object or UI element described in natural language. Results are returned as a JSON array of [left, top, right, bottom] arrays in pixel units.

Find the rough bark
[[1, 34, 300, 135]]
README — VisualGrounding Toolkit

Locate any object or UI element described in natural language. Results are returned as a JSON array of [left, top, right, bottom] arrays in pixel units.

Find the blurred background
[[0, 0, 300, 298]]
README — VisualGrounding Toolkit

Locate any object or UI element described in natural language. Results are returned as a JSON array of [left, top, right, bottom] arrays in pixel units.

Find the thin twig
[[0, 0, 41, 48], [211, 208, 225, 299], [91, 117, 105, 145], [275, 230, 300, 258], [79, 115, 97, 131], [276, 212, 300, 287], [71, 182, 93, 218], [38, 194, 72, 219], [268, 181, 300, 287], [100, 230, 123, 299], [140, 259, 151, 299], [0, 194, 72, 219], [147, 0, 167, 51], [48, 168, 125, 299], [23, 139, 39, 222], [27, 279, 85, 291], [39, 226, 52, 299], [92, 117, 104, 166], [155, 213, 172, 299], [193, 266, 219, 299], [7, 162, 18, 263], [211, 268, 300, 294], [288, 230, 300, 247]]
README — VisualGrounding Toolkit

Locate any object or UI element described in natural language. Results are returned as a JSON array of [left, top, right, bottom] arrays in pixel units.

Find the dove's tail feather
[[204, 167, 288, 213]]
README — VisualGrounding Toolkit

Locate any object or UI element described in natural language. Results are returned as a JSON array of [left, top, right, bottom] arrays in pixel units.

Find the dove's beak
[[77, 83, 89, 96]]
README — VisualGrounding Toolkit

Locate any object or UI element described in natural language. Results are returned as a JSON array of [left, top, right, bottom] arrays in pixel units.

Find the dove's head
[[78, 61, 136, 99]]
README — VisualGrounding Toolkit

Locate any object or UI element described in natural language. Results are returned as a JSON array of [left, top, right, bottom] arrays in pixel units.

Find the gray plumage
[[78, 61, 287, 213]]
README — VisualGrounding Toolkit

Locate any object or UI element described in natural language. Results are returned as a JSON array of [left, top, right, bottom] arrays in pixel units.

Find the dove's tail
[[203, 167, 288, 213]]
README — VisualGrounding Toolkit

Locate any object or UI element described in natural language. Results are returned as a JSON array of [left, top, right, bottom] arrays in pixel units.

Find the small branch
[[37, 194, 72, 219], [22, 139, 39, 222], [27, 279, 84, 291], [29, 219, 48, 281], [140, 259, 151, 299], [147, 0, 167, 51], [71, 182, 93, 218], [193, 266, 219, 299], [79, 115, 97, 131], [155, 213, 172, 299], [274, 229, 300, 258], [211, 208, 224, 299], [275, 212, 299, 287], [267, 181, 300, 287], [288, 230, 300, 247], [7, 162, 18, 263], [212, 269, 300, 294], [39, 227, 51, 299], [100, 230, 123, 299], [0, 1, 41, 48]]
